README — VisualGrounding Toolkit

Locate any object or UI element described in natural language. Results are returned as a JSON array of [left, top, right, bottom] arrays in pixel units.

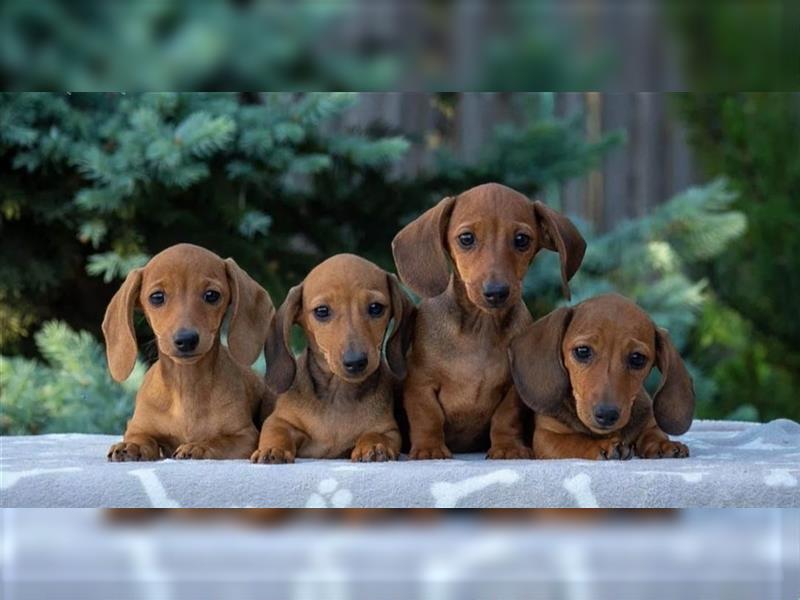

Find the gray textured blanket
[[2, 419, 799, 507]]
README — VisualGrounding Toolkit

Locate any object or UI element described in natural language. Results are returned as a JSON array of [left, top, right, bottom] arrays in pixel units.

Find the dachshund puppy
[[392, 182, 586, 459], [252, 254, 414, 463], [509, 293, 695, 460], [104, 243, 274, 461]]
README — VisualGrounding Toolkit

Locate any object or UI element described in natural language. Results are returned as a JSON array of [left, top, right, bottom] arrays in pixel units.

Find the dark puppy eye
[[457, 231, 476, 248], [513, 233, 531, 251], [367, 302, 385, 317], [628, 352, 647, 370], [149, 291, 165, 306], [573, 345, 592, 362], [313, 305, 331, 321], [203, 290, 221, 304]]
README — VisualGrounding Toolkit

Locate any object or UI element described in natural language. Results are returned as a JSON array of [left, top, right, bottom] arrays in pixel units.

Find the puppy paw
[[408, 444, 452, 460], [351, 442, 397, 462], [250, 447, 295, 464], [596, 437, 634, 461], [486, 445, 534, 460], [172, 443, 214, 460], [636, 439, 689, 459], [107, 441, 159, 462]]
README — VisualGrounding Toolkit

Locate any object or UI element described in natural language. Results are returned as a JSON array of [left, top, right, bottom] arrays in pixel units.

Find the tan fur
[[509, 293, 695, 460], [103, 244, 274, 461], [254, 254, 414, 463], [392, 183, 586, 458]]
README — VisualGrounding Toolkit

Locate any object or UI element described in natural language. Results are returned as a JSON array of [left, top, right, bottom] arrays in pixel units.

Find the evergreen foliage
[[1, 321, 143, 434], [0, 92, 412, 353], [674, 93, 800, 422]]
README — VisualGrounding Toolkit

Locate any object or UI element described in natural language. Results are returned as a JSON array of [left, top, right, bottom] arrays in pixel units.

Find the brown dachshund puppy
[[392, 182, 586, 459], [509, 293, 695, 460], [252, 254, 415, 463], [104, 243, 274, 461]]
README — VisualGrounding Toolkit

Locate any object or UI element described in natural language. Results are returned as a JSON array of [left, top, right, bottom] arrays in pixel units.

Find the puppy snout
[[482, 281, 510, 307], [173, 328, 200, 354], [593, 404, 620, 428], [342, 350, 368, 375]]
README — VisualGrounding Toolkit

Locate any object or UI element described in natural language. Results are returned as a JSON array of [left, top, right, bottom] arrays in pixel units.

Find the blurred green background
[[2, 91, 798, 434], [0, 2, 797, 434]]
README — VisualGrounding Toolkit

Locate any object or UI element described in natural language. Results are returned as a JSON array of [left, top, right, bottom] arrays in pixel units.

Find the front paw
[[408, 443, 452, 460], [486, 444, 534, 460], [351, 442, 397, 462], [596, 437, 633, 461], [636, 439, 689, 459], [251, 447, 295, 464], [107, 441, 159, 462], [172, 443, 214, 460]]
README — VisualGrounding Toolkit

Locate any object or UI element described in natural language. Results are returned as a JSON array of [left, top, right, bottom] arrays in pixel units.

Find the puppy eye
[[367, 302, 385, 317], [457, 232, 476, 248], [149, 291, 165, 306], [313, 305, 331, 320], [573, 345, 592, 362], [513, 233, 531, 251], [203, 290, 221, 304], [628, 352, 647, 370]]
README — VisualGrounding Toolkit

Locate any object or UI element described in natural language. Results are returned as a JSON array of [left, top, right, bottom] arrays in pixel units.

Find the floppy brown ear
[[384, 273, 417, 379], [532, 201, 586, 300], [391, 195, 456, 298], [508, 306, 573, 415], [653, 327, 695, 435], [264, 283, 302, 394], [102, 268, 143, 383], [225, 258, 275, 366]]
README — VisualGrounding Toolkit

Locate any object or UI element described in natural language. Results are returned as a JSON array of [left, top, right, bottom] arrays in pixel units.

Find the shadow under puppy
[[104, 243, 274, 461], [253, 254, 415, 463], [509, 293, 695, 460], [392, 182, 586, 459]]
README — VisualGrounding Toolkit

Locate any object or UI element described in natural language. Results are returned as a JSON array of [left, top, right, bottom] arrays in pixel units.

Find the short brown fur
[[392, 183, 586, 458], [253, 254, 415, 463], [509, 293, 695, 460], [104, 243, 274, 461]]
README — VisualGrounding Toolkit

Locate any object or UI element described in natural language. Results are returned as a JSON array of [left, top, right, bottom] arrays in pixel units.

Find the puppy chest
[[438, 350, 510, 413], [301, 399, 393, 458]]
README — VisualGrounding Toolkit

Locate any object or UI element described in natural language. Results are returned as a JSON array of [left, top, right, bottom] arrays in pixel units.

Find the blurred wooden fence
[[338, 93, 699, 232]]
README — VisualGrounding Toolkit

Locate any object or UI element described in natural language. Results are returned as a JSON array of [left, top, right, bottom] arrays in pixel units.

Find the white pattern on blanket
[[1, 419, 799, 507]]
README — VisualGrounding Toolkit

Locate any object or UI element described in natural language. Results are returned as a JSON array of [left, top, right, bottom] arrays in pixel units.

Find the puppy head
[[509, 294, 694, 436], [392, 183, 586, 311], [102, 243, 274, 381], [265, 254, 415, 393]]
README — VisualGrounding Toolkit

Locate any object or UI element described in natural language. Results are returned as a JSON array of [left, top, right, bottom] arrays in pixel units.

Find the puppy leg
[[251, 416, 306, 464], [487, 388, 534, 459], [405, 381, 452, 460], [351, 429, 401, 462], [172, 425, 259, 460], [534, 417, 633, 460], [108, 432, 161, 462], [634, 425, 689, 459]]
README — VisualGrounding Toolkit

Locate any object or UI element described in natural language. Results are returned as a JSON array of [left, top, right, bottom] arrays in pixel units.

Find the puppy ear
[[225, 258, 275, 366], [653, 328, 695, 435], [532, 201, 586, 300], [384, 273, 417, 379], [102, 268, 143, 383], [392, 195, 457, 298], [264, 283, 302, 394], [508, 307, 573, 415]]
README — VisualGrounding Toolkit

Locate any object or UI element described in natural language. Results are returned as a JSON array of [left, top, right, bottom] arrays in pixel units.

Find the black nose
[[173, 328, 199, 354], [593, 404, 620, 428], [483, 282, 510, 307], [342, 350, 368, 375]]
